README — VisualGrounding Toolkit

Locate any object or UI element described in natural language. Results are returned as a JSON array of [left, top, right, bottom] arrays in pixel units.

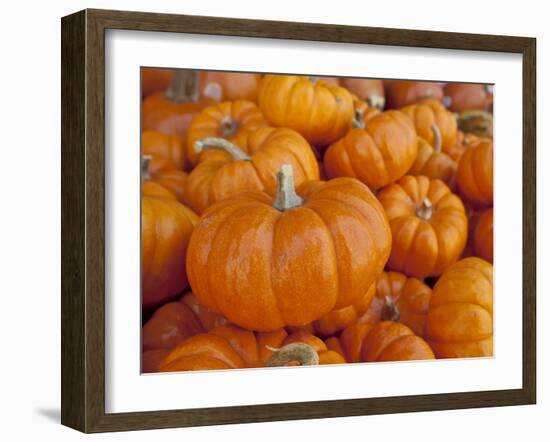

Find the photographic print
[[140, 69, 494, 374]]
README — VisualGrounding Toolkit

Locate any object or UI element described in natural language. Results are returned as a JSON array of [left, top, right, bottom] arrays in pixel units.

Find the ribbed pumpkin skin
[[361, 321, 435, 362], [377, 175, 468, 278], [187, 177, 391, 331], [258, 75, 355, 146], [182, 127, 319, 214], [142, 197, 199, 308], [443, 83, 493, 112], [425, 257, 493, 358], [186, 100, 267, 166], [146, 169, 187, 203], [142, 181, 178, 200], [384, 80, 444, 109], [142, 130, 189, 171], [473, 208, 493, 263], [401, 99, 458, 153], [408, 137, 456, 185], [456, 139, 494, 207], [159, 325, 344, 372], [324, 110, 418, 190]]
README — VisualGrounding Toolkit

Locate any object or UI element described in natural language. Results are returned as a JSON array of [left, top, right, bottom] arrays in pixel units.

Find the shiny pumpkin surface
[[473, 208, 493, 263], [186, 100, 267, 166], [142, 196, 199, 308], [456, 138, 494, 207], [258, 75, 355, 146], [324, 110, 418, 190], [187, 176, 391, 331], [401, 99, 458, 153], [425, 257, 493, 358], [377, 175, 468, 278], [385, 80, 444, 109], [408, 137, 456, 185], [361, 321, 435, 362], [142, 130, 189, 171], [183, 127, 319, 214]]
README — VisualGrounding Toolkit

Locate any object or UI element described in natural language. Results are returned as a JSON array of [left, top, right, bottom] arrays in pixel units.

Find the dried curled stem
[[265, 343, 319, 367]]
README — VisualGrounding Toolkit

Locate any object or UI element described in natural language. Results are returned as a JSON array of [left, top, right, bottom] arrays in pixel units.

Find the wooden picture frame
[[61, 8, 536, 433]]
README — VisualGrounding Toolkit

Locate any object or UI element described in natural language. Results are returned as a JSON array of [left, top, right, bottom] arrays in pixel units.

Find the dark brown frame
[[61, 8, 536, 433]]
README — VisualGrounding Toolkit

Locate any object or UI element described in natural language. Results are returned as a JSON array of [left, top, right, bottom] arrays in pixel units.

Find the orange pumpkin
[[187, 165, 391, 331], [384, 80, 444, 109], [473, 208, 493, 263], [258, 75, 355, 146], [142, 155, 187, 203], [199, 72, 262, 102], [182, 128, 319, 214], [425, 257, 493, 358], [401, 98, 458, 153], [408, 130, 456, 185], [377, 175, 468, 278], [142, 192, 199, 308], [281, 330, 347, 365], [160, 325, 339, 372], [142, 68, 173, 99], [456, 138, 493, 207], [142, 130, 189, 171], [142, 349, 171, 373], [324, 110, 418, 190], [443, 83, 493, 113], [340, 78, 385, 110], [361, 321, 435, 362], [186, 100, 267, 167], [142, 70, 211, 142]]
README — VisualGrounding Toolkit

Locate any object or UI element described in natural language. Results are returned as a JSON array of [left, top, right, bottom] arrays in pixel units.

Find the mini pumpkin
[[142, 130, 189, 171], [187, 165, 391, 331], [473, 208, 493, 263], [258, 75, 355, 147], [401, 98, 458, 153], [340, 78, 385, 110], [408, 127, 457, 185], [142, 192, 199, 308], [425, 257, 493, 358], [142, 70, 211, 141], [456, 138, 493, 207], [384, 80, 444, 109], [377, 175, 468, 278], [142, 68, 173, 99], [183, 127, 319, 214], [186, 100, 267, 167], [361, 321, 435, 362], [142, 155, 187, 203], [443, 83, 493, 113], [200, 72, 262, 102], [324, 110, 418, 190], [457, 110, 493, 139]]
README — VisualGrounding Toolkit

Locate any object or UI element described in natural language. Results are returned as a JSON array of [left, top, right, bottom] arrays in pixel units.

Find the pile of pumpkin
[[141, 69, 494, 373]]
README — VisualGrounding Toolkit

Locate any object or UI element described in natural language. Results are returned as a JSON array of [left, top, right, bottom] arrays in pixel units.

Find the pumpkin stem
[[309, 76, 319, 84], [381, 295, 400, 322], [431, 124, 442, 152], [194, 137, 251, 161], [221, 117, 239, 137], [265, 343, 319, 367], [416, 197, 433, 221], [273, 164, 304, 211], [457, 110, 493, 138], [352, 109, 365, 129], [142, 155, 152, 181], [165, 69, 199, 103], [366, 94, 385, 110]]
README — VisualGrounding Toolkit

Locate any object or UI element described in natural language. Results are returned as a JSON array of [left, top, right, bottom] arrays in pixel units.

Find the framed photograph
[[61, 8, 536, 433]]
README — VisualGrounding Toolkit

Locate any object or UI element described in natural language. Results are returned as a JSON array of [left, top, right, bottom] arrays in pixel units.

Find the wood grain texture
[[61, 8, 537, 433]]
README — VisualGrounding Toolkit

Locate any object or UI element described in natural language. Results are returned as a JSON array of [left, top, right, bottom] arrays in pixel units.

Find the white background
[[0, 0, 546, 440]]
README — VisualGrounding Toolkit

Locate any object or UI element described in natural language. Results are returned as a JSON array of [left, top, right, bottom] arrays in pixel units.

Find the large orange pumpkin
[[142, 70, 211, 142], [456, 138, 493, 207], [159, 325, 342, 372], [473, 208, 493, 263], [361, 321, 435, 362], [401, 98, 458, 153], [142, 192, 199, 308], [187, 165, 392, 331], [183, 127, 319, 214], [258, 75, 355, 147], [377, 175, 468, 278], [408, 129, 456, 185], [425, 257, 493, 358], [384, 80, 444, 109], [186, 100, 267, 167], [443, 83, 493, 113], [340, 78, 385, 110], [324, 110, 418, 190]]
